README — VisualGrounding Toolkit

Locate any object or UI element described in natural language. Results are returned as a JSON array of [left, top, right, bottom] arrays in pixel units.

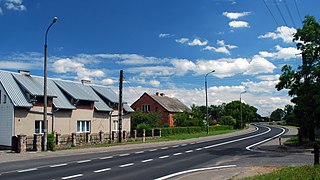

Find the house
[[131, 92, 191, 127], [0, 70, 133, 147]]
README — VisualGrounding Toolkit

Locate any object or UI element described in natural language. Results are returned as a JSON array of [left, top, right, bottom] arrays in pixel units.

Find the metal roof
[[54, 80, 98, 101], [0, 71, 32, 108], [123, 103, 134, 112], [90, 85, 119, 103], [12, 73, 56, 97], [48, 79, 76, 110], [80, 85, 112, 112], [149, 94, 191, 113]]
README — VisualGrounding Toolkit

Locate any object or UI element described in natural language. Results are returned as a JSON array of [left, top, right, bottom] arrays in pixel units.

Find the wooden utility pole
[[118, 70, 123, 143]]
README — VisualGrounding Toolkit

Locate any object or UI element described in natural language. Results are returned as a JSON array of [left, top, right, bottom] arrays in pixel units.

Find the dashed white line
[[159, 155, 169, 159], [119, 153, 130, 157], [135, 151, 144, 154], [141, 159, 154, 163], [190, 142, 195, 145], [94, 168, 111, 173], [173, 153, 182, 156], [172, 145, 179, 148], [196, 148, 203, 151], [100, 156, 113, 160], [50, 163, 67, 168], [181, 144, 187, 146], [149, 149, 158, 152], [185, 150, 193, 153], [119, 163, 134, 168], [77, 160, 91, 164], [61, 174, 83, 179], [161, 147, 168, 150], [17, 168, 38, 173]]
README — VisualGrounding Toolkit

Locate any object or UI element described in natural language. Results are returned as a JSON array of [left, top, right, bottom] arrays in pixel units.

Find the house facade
[[0, 70, 133, 147], [131, 92, 191, 127]]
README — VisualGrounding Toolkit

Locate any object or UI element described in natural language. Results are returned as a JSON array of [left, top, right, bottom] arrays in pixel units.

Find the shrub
[[136, 123, 152, 131], [47, 132, 56, 151]]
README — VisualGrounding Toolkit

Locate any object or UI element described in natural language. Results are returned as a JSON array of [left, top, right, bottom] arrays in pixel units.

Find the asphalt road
[[0, 124, 308, 180]]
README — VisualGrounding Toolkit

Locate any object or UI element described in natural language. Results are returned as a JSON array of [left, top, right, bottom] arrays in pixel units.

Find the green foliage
[[161, 125, 233, 136], [131, 110, 161, 129], [218, 116, 236, 128], [136, 123, 152, 131], [209, 125, 233, 131], [47, 132, 55, 151], [270, 108, 285, 121]]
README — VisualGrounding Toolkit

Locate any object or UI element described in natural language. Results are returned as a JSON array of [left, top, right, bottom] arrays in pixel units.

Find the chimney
[[156, 92, 159, 96], [160, 93, 165, 96], [18, 70, 30, 76], [81, 79, 91, 85]]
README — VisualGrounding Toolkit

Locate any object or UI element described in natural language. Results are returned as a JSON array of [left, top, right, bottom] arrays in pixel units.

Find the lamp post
[[43, 17, 58, 151], [205, 70, 215, 134], [240, 91, 247, 129]]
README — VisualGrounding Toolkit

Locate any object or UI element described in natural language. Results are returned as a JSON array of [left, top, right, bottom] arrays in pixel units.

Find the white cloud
[[259, 26, 296, 43], [229, 21, 250, 28], [256, 74, 280, 81], [245, 56, 276, 75], [0, 61, 39, 70], [203, 40, 237, 55], [175, 38, 189, 44], [243, 80, 278, 94], [127, 66, 175, 77], [171, 59, 196, 76], [223, 12, 250, 20], [95, 53, 168, 65], [5, 0, 26, 11], [149, 79, 160, 87], [187, 38, 208, 46], [101, 78, 115, 85], [159, 33, 171, 38], [259, 45, 301, 60], [0, 7, 3, 15]]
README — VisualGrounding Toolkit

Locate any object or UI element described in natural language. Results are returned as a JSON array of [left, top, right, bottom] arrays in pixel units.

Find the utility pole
[[118, 70, 123, 143]]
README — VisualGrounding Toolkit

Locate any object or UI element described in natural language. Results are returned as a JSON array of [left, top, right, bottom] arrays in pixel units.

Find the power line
[[293, 0, 303, 22], [283, 0, 297, 28], [273, 0, 289, 26], [262, 0, 280, 27]]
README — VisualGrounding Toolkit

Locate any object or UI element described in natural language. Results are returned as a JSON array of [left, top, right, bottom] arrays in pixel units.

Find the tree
[[276, 16, 320, 141], [270, 108, 285, 121], [218, 115, 236, 128], [131, 110, 161, 129]]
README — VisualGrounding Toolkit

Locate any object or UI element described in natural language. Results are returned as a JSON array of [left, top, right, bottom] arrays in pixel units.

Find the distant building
[[0, 70, 133, 147], [131, 92, 191, 127]]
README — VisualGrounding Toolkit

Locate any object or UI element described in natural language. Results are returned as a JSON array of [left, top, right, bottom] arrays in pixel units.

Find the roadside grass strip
[[154, 165, 237, 180]]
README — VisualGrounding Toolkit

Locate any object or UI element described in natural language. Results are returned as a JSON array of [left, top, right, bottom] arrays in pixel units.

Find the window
[[3, 94, 6, 104], [113, 120, 118, 131], [35, 121, 44, 134], [141, 104, 150, 112], [77, 120, 90, 133]]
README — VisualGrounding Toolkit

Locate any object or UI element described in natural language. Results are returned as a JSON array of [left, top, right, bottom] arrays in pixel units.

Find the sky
[[0, 0, 319, 116]]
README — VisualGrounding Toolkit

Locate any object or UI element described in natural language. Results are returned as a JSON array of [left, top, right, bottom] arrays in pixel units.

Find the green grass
[[244, 165, 320, 180]]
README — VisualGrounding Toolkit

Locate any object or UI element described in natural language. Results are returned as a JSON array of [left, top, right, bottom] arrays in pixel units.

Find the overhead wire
[[283, 0, 297, 28], [293, 0, 303, 22], [273, 0, 289, 27], [262, 0, 280, 27]]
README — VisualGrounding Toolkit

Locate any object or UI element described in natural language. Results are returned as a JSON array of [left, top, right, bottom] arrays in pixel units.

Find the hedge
[[161, 125, 233, 136]]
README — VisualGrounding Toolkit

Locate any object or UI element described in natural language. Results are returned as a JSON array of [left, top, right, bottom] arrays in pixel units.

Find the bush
[[136, 123, 152, 131], [47, 132, 55, 151], [209, 125, 233, 131], [161, 126, 204, 136], [218, 116, 236, 128]]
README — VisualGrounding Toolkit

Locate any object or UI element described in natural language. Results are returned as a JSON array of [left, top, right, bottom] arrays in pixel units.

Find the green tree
[[218, 115, 236, 128], [276, 16, 320, 141], [270, 108, 285, 121], [131, 110, 161, 129]]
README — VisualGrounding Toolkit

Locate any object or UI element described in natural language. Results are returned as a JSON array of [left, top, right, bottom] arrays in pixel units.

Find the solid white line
[[17, 168, 38, 173], [159, 155, 169, 159], [161, 147, 168, 150], [185, 150, 193, 153], [77, 160, 91, 164], [135, 151, 144, 154], [100, 156, 113, 160], [119, 153, 130, 157], [149, 149, 158, 152], [196, 148, 203, 151], [119, 163, 134, 168], [50, 163, 67, 168], [246, 126, 286, 151], [141, 159, 153, 163], [61, 174, 83, 179], [173, 153, 182, 156], [154, 165, 237, 180], [94, 168, 111, 173]]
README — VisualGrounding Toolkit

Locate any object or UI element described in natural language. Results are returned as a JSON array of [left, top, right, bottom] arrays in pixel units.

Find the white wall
[[0, 83, 14, 146]]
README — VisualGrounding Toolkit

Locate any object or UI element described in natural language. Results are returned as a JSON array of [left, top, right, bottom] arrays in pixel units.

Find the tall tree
[[276, 16, 320, 141]]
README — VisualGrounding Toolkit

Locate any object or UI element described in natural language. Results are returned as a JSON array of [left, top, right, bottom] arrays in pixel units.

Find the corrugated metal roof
[[12, 73, 56, 97], [48, 79, 76, 110], [91, 85, 119, 103], [54, 80, 98, 101], [80, 84, 112, 112], [123, 103, 134, 112], [149, 94, 191, 113], [0, 71, 32, 107]]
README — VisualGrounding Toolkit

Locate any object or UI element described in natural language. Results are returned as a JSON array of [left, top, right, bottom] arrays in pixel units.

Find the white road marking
[[135, 151, 144, 154], [100, 156, 113, 160], [159, 155, 169, 159], [172, 145, 179, 148], [149, 149, 158, 152], [50, 163, 67, 168], [141, 159, 153, 163], [154, 165, 237, 180], [181, 144, 187, 146], [185, 150, 193, 153], [190, 142, 195, 145], [246, 126, 286, 152], [119, 163, 134, 168], [17, 168, 38, 173], [161, 147, 168, 150], [61, 174, 83, 179], [94, 168, 111, 173], [196, 148, 203, 151], [77, 160, 91, 164], [173, 153, 182, 156], [119, 153, 130, 157]]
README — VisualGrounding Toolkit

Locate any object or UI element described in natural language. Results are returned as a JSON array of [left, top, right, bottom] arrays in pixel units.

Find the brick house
[[131, 92, 191, 127]]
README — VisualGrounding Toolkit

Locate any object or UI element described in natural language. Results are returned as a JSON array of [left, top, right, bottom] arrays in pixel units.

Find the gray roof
[[0, 71, 32, 108], [149, 94, 191, 113], [91, 85, 119, 103], [54, 80, 98, 102], [48, 79, 76, 110], [12, 73, 56, 97], [123, 103, 134, 112], [81, 85, 113, 112]]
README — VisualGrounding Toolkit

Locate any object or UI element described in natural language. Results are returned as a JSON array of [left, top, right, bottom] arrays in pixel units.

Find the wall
[[0, 83, 14, 146]]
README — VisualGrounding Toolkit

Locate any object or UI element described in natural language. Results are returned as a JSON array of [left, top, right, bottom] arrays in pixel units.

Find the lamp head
[[53, 17, 58, 23]]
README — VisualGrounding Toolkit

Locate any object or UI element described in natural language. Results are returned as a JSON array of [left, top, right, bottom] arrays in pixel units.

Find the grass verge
[[244, 165, 320, 180]]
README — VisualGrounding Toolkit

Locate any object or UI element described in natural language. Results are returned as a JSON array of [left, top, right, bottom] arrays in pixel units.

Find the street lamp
[[240, 91, 247, 129], [205, 70, 215, 134], [43, 17, 58, 151]]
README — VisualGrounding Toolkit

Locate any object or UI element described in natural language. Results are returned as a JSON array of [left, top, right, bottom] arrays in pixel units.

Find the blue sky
[[0, 0, 319, 116]]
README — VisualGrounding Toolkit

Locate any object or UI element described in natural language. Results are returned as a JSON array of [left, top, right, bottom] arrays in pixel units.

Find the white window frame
[[113, 120, 118, 131], [35, 120, 44, 134], [141, 104, 150, 112], [77, 120, 91, 133]]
